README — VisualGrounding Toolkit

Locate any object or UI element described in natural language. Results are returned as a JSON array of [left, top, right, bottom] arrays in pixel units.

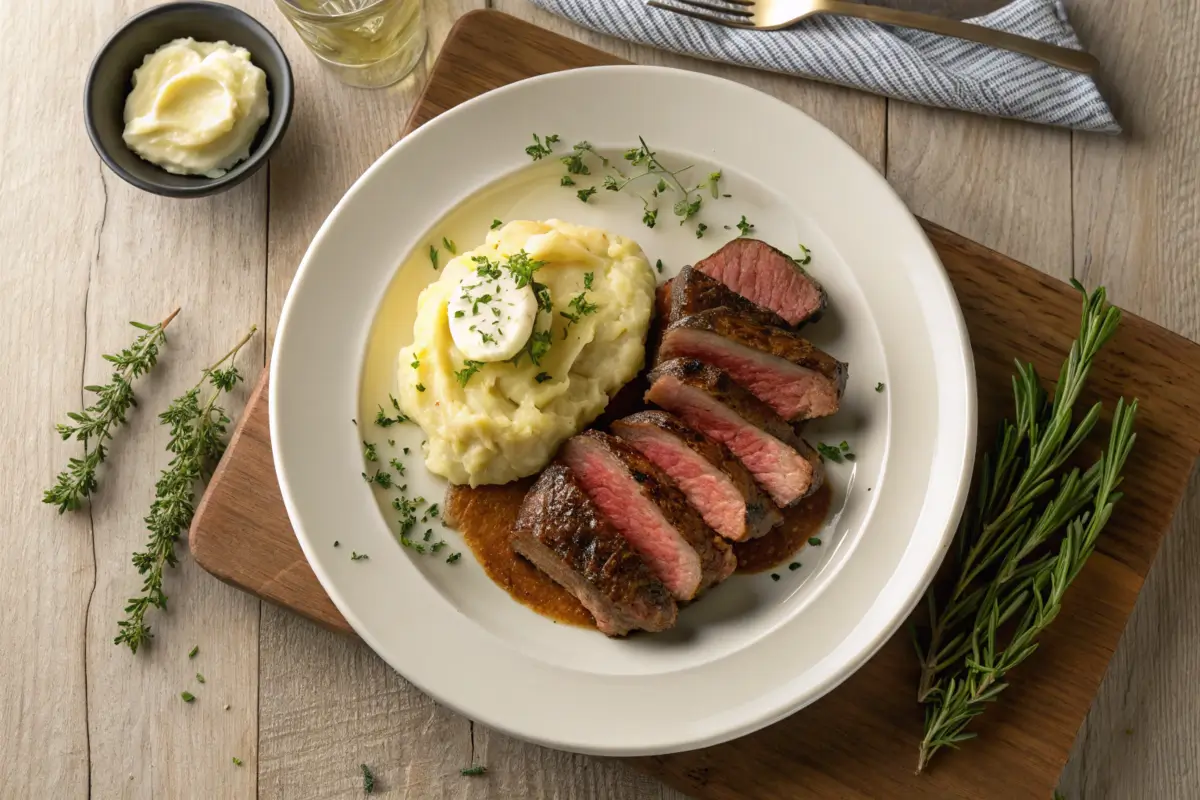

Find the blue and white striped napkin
[[529, 0, 1119, 133]]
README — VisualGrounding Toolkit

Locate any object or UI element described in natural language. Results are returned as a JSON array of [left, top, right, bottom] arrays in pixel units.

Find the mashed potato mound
[[397, 220, 655, 486]]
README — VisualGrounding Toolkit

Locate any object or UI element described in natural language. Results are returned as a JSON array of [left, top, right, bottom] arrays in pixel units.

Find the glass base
[[312, 24, 427, 89]]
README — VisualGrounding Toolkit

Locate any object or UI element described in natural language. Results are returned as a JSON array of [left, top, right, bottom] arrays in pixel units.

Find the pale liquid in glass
[[278, 0, 426, 88]]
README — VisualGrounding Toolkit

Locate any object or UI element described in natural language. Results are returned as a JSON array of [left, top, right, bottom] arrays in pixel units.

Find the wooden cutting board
[[192, 10, 1200, 799]]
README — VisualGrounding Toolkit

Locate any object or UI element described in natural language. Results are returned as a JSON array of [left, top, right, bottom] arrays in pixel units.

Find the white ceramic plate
[[271, 66, 976, 756]]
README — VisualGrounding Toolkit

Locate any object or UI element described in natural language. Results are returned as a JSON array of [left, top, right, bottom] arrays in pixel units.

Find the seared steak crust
[[512, 464, 677, 636], [665, 266, 791, 329]]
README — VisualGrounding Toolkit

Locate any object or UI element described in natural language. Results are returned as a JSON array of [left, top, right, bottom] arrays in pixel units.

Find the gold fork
[[647, 0, 1099, 73]]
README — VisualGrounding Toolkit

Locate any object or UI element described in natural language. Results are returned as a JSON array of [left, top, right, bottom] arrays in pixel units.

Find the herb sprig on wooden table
[[912, 282, 1138, 772], [114, 326, 258, 653], [43, 308, 180, 513]]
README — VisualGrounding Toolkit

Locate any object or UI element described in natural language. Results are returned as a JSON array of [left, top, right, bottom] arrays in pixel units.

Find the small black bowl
[[85, 1, 294, 198]]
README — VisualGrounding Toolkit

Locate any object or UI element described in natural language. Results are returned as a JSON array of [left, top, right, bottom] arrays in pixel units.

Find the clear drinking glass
[[274, 0, 427, 89]]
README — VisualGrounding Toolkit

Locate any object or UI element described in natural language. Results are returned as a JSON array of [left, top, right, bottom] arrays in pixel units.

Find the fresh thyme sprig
[[912, 282, 1137, 771], [43, 308, 180, 513], [113, 326, 257, 654]]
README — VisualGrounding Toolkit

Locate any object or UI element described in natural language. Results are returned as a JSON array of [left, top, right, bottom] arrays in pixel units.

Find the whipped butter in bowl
[[123, 38, 269, 178]]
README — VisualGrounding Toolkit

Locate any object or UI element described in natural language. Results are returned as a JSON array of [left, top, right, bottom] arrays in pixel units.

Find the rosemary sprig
[[114, 326, 257, 654], [912, 282, 1137, 771], [43, 308, 179, 513]]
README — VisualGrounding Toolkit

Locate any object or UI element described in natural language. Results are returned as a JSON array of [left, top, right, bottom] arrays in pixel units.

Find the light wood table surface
[[4, 0, 1197, 797]]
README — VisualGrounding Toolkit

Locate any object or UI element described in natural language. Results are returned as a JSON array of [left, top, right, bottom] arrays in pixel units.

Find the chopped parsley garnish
[[583, 271, 594, 290], [389, 458, 406, 476], [375, 395, 409, 427], [876, 382, 885, 392], [181, 691, 195, 702], [446, 552, 462, 564], [410, 357, 419, 369], [655, 259, 663, 274], [674, 196, 701, 223], [524, 133, 560, 161], [736, 215, 755, 237], [576, 186, 597, 203], [361, 763, 375, 794], [387, 439, 394, 447], [415, 383, 426, 393], [695, 223, 708, 239], [429, 245, 439, 269], [535, 372, 552, 383], [423, 529, 432, 542], [232, 757, 243, 766], [442, 237, 456, 254], [454, 310, 465, 318], [460, 765, 488, 776], [561, 143, 592, 175], [403, 447, 410, 455], [809, 537, 822, 546], [362, 469, 393, 488], [789, 562, 801, 571], [506, 251, 545, 288], [362, 441, 378, 462], [770, 573, 780, 581], [796, 243, 812, 265], [560, 291, 601, 340], [642, 207, 658, 229], [427, 503, 439, 518], [334, 540, 340, 547], [490, 219, 503, 230], [707, 171, 722, 198], [196, 672, 205, 683], [526, 330, 553, 365], [560, 175, 576, 187], [454, 360, 485, 386], [479, 332, 496, 345], [188, 645, 199, 659], [350, 551, 369, 561], [817, 441, 854, 463]]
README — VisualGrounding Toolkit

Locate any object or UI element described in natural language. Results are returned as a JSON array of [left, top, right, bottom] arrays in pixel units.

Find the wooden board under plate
[[192, 11, 1200, 799]]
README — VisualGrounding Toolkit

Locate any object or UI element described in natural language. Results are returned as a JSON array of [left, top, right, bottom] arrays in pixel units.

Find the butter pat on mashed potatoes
[[123, 38, 269, 178], [398, 220, 655, 486]]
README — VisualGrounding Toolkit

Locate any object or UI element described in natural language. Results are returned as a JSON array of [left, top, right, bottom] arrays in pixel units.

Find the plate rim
[[270, 63, 977, 755]]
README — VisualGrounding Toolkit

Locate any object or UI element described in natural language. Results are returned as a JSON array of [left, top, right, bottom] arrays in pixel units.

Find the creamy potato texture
[[123, 38, 269, 178], [398, 220, 655, 486]]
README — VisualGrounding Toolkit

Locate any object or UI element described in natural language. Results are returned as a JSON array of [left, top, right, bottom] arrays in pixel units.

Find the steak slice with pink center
[[696, 239, 827, 326], [561, 430, 736, 601], [512, 464, 677, 636], [645, 359, 824, 507], [661, 265, 791, 330], [611, 411, 781, 541], [658, 308, 847, 421]]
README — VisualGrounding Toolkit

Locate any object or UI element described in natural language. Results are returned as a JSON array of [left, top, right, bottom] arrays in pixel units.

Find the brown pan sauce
[[445, 478, 832, 630]]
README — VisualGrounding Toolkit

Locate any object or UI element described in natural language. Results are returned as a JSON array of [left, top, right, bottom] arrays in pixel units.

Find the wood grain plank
[[0, 0, 103, 794], [81, 15, 268, 788], [238, 2, 490, 797], [1059, 1, 1200, 796]]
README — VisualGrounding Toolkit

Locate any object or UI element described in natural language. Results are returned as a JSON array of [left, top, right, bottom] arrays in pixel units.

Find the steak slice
[[646, 359, 825, 507], [696, 239, 827, 326], [658, 308, 847, 420], [612, 411, 781, 541], [562, 430, 736, 601], [663, 265, 790, 329], [511, 465, 677, 636]]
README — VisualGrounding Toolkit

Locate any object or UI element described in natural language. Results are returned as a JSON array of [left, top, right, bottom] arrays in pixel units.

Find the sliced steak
[[612, 411, 781, 541], [696, 239, 827, 326], [658, 308, 847, 420], [561, 430, 736, 601], [511, 465, 677, 636], [663, 266, 790, 329], [645, 359, 825, 507]]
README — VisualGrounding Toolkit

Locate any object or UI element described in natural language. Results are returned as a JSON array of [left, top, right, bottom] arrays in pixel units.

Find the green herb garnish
[[114, 327, 256, 654], [577, 186, 597, 203], [524, 133, 560, 161], [442, 237, 456, 254], [560, 175, 575, 186], [232, 757, 243, 767], [44, 309, 179, 513], [535, 372, 552, 384], [415, 383, 426, 393], [707, 171, 722, 198], [788, 562, 801, 571], [796, 243, 812, 265], [913, 281, 1137, 772], [188, 645, 199, 658], [736, 215, 754, 236], [876, 382, 885, 392], [429, 245, 439, 270], [655, 259, 663, 274], [363, 469, 393, 489], [770, 573, 780, 581], [695, 223, 708, 239], [361, 763, 375, 794], [389, 458, 406, 476], [350, 551, 369, 561], [362, 441, 378, 462], [490, 219, 503, 230], [181, 691, 195, 703], [446, 552, 462, 564], [460, 765, 488, 776], [808, 537, 821, 546], [455, 360, 485, 387]]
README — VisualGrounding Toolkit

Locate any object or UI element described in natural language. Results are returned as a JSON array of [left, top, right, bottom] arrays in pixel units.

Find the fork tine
[[647, 1, 756, 26], [663, 0, 755, 17]]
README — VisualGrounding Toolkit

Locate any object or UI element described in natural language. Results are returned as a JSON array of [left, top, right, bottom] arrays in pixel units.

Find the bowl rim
[[83, 0, 294, 198]]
